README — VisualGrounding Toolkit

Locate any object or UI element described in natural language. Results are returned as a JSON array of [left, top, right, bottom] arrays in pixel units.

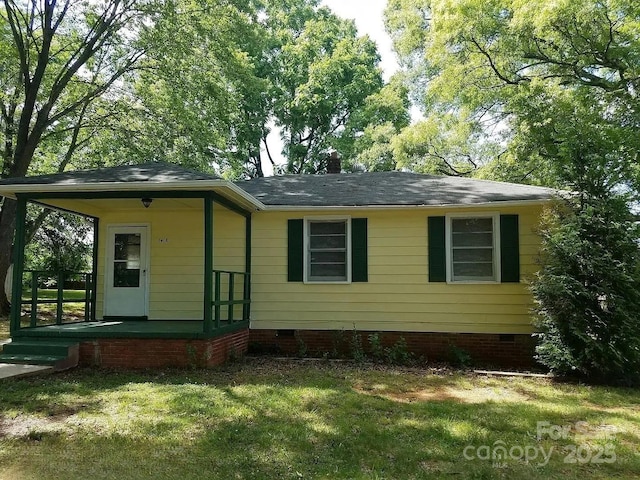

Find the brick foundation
[[79, 328, 249, 368], [248, 329, 536, 367]]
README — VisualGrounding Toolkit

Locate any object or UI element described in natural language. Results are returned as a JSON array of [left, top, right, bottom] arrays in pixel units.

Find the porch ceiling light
[[141, 197, 153, 208]]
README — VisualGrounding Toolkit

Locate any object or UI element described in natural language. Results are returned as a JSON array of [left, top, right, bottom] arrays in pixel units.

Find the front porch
[[0, 163, 264, 368], [14, 319, 247, 340], [13, 267, 251, 339]]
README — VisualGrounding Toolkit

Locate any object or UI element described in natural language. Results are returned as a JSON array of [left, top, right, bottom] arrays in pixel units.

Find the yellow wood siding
[[92, 198, 542, 332], [212, 205, 247, 321], [95, 202, 246, 320], [250, 206, 543, 334]]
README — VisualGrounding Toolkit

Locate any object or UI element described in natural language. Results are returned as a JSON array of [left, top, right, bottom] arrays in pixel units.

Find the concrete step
[[0, 340, 79, 371], [0, 353, 65, 365], [0, 363, 54, 380]]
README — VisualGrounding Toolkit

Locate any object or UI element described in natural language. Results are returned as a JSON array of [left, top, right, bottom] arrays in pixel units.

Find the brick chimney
[[326, 151, 341, 174]]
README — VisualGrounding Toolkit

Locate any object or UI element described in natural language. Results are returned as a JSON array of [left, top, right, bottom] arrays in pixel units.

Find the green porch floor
[[12, 320, 248, 340]]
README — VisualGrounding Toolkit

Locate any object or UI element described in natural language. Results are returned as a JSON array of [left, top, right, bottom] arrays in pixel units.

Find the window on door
[[113, 233, 141, 287]]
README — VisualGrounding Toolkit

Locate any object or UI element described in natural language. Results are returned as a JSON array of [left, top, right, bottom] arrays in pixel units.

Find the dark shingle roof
[[0, 162, 218, 186], [0, 164, 557, 207], [236, 172, 557, 206]]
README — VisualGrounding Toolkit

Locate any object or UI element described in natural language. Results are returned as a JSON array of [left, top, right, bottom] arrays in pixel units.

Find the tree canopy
[[78, 0, 409, 177], [2, 0, 410, 181], [385, 0, 640, 186]]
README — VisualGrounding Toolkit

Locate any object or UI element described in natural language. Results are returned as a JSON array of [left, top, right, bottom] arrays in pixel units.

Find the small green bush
[[368, 332, 385, 363], [295, 334, 307, 358], [448, 345, 472, 368], [331, 329, 346, 358], [349, 327, 366, 363], [384, 337, 415, 365]]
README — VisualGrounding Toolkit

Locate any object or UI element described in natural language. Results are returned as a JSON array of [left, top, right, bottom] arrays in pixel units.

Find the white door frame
[[104, 224, 151, 318]]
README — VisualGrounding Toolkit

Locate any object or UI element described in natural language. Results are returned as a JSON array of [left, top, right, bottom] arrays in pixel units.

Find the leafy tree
[[104, 0, 409, 177], [0, 0, 153, 313], [533, 195, 640, 385], [95, 0, 267, 176], [384, 0, 640, 184], [528, 93, 640, 384], [390, 111, 499, 176], [25, 209, 92, 274], [337, 75, 410, 172], [269, 3, 384, 173]]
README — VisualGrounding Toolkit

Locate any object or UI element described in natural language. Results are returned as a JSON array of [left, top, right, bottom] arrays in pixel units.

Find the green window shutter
[[351, 218, 368, 282], [428, 216, 446, 282], [500, 214, 520, 283], [287, 219, 304, 282]]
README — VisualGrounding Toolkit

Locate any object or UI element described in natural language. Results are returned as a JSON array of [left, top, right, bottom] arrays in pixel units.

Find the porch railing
[[20, 270, 94, 329], [207, 270, 250, 332]]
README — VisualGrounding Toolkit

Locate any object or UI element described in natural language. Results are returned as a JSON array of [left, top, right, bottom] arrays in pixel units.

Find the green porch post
[[90, 217, 99, 322], [203, 194, 214, 333], [9, 196, 27, 335], [244, 214, 251, 321]]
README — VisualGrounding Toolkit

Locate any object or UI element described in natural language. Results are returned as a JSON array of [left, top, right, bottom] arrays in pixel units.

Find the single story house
[[0, 162, 557, 368]]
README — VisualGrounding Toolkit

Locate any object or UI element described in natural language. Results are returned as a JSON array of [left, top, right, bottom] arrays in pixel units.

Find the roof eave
[[223, 182, 267, 211], [0, 180, 267, 211], [259, 198, 557, 211]]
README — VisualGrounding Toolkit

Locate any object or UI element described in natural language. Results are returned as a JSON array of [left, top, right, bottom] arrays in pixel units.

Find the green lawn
[[0, 290, 89, 337], [0, 318, 8, 341], [22, 289, 87, 301], [22, 288, 87, 321], [0, 360, 638, 479]]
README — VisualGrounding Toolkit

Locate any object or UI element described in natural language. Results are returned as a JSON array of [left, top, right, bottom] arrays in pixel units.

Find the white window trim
[[303, 215, 352, 284], [445, 212, 501, 284]]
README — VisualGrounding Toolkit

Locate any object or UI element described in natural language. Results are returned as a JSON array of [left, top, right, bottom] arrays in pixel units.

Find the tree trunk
[[0, 198, 17, 315]]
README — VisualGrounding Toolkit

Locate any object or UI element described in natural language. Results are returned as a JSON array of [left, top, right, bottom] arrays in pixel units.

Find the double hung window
[[448, 215, 498, 282], [306, 219, 349, 282]]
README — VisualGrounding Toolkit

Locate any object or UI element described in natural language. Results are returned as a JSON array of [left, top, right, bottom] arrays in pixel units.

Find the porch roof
[[0, 162, 266, 213]]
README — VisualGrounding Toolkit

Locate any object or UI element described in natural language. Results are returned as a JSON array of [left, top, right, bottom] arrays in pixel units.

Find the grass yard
[[0, 318, 8, 341], [22, 289, 87, 302], [22, 289, 87, 323], [0, 290, 88, 339], [0, 360, 639, 479]]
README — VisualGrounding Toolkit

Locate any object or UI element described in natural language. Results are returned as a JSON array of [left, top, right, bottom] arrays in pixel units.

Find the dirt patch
[[0, 404, 92, 439], [0, 415, 71, 439], [355, 385, 530, 404]]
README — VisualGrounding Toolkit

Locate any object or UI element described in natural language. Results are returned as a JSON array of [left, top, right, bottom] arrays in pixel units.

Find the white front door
[[105, 225, 149, 317]]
